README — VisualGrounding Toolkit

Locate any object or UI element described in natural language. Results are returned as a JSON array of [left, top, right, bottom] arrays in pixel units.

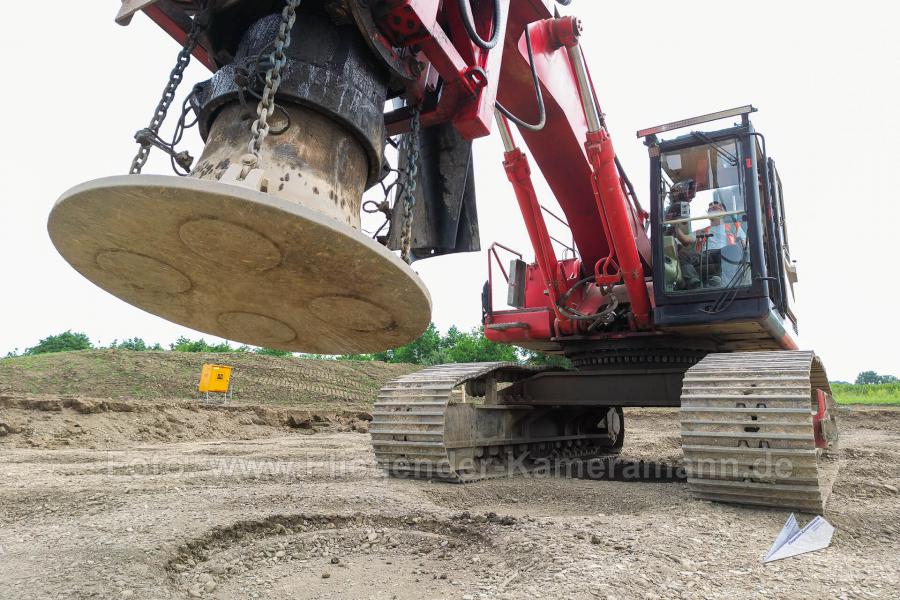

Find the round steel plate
[[48, 175, 432, 353]]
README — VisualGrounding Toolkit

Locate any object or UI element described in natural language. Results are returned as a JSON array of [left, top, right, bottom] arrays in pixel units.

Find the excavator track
[[371, 362, 623, 482], [680, 351, 840, 513]]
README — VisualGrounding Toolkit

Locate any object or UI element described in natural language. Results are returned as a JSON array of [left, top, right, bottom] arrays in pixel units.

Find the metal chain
[[129, 2, 208, 175], [243, 0, 301, 171], [399, 108, 421, 264]]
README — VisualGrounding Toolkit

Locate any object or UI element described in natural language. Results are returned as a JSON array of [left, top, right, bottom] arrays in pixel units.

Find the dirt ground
[[1, 396, 898, 599]]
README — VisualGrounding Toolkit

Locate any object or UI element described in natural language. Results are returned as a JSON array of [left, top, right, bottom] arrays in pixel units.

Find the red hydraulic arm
[[131, 0, 654, 336], [370, 1, 655, 335], [496, 113, 568, 328], [585, 129, 652, 328], [492, 11, 653, 332]]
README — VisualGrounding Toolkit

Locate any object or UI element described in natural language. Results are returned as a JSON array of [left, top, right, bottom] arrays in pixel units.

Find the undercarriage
[[372, 349, 839, 513], [371, 363, 624, 482]]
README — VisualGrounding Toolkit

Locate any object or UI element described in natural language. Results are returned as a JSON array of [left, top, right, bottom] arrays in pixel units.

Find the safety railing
[[485, 242, 523, 318], [540, 204, 576, 259]]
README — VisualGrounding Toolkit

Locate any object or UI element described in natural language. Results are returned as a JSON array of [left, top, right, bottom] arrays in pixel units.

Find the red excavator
[[49, 0, 839, 512]]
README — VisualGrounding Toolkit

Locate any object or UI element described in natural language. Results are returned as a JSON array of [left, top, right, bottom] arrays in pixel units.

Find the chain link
[[244, 0, 302, 170], [399, 108, 421, 264], [129, 2, 208, 175]]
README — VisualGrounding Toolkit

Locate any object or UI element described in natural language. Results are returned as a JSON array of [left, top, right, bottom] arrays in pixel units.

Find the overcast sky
[[2, 1, 897, 381]]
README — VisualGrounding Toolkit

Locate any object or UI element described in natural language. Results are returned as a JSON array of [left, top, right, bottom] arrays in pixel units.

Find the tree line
[[17, 331, 890, 379], [851, 371, 899, 385], [5, 325, 568, 367]]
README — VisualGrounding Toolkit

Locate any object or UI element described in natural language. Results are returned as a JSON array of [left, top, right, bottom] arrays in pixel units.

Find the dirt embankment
[[0, 350, 418, 409], [0, 350, 420, 450], [0, 393, 378, 450]]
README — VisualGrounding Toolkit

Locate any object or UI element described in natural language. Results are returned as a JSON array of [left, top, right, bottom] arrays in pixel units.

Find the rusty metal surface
[[194, 10, 389, 185], [387, 123, 480, 260], [48, 175, 431, 354], [346, 0, 417, 87], [193, 103, 368, 228]]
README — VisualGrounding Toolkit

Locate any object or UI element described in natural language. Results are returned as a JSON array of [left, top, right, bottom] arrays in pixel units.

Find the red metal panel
[[379, 0, 503, 138], [143, 4, 213, 71], [523, 263, 551, 308], [813, 389, 830, 449], [484, 309, 555, 344]]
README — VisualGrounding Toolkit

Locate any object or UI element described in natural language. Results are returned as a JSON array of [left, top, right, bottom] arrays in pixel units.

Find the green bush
[[364, 324, 518, 365], [444, 326, 518, 363], [108, 337, 163, 351], [523, 351, 573, 369], [255, 347, 293, 357], [337, 354, 375, 362], [24, 331, 93, 355], [169, 337, 247, 353], [371, 323, 445, 364]]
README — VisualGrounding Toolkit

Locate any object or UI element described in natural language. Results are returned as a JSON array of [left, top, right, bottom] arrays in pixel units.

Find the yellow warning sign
[[198, 364, 232, 393]]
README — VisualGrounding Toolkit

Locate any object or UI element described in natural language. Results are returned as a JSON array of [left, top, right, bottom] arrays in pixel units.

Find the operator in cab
[[668, 190, 746, 290], [675, 198, 745, 252]]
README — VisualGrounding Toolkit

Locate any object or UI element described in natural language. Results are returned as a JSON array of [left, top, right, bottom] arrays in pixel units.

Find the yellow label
[[198, 364, 232, 393]]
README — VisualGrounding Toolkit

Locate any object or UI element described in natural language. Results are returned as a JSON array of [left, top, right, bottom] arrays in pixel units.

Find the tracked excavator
[[50, 0, 839, 512]]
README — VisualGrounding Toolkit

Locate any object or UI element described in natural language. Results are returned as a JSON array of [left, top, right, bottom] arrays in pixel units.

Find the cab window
[[658, 138, 752, 293]]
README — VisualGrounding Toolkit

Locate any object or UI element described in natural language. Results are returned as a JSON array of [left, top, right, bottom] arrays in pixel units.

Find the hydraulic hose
[[458, 0, 504, 50], [495, 27, 546, 131]]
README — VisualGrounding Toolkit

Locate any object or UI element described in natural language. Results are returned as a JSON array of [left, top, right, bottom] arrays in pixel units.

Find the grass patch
[[832, 383, 900, 406]]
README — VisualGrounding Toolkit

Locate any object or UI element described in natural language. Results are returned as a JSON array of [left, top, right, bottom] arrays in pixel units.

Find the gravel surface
[[0, 400, 897, 599]]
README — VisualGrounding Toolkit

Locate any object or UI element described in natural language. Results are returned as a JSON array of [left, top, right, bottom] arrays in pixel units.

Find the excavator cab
[[641, 106, 798, 342]]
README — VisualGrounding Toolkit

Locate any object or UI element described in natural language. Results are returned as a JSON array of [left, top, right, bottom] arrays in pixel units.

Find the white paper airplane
[[763, 513, 835, 563]]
